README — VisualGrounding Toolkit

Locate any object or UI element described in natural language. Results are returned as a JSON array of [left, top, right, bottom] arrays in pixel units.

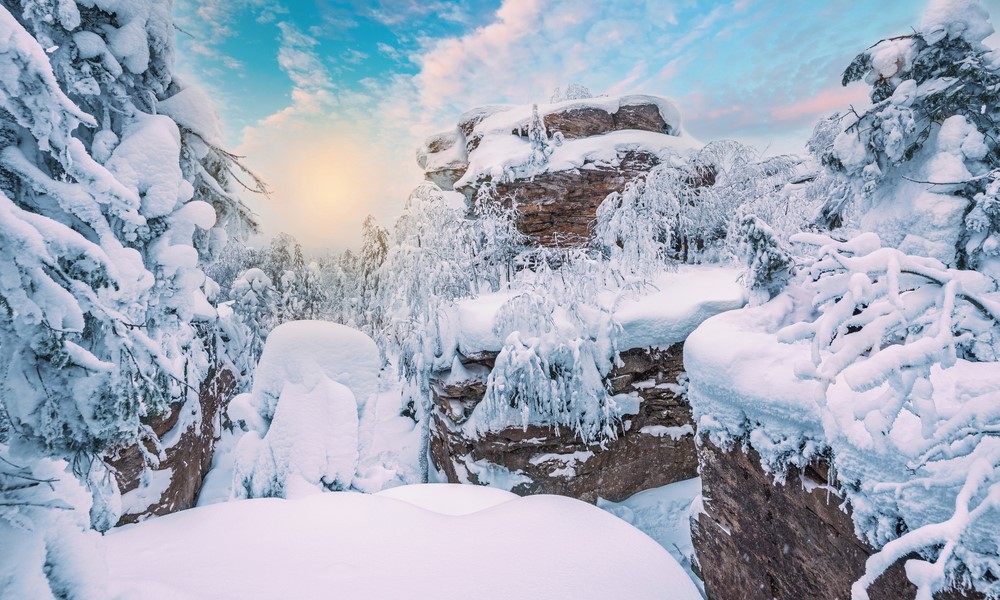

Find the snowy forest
[[2, 0, 1000, 598]]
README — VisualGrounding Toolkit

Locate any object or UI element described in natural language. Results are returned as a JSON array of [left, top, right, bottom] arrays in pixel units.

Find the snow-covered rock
[[417, 93, 701, 246], [231, 321, 382, 498], [249, 320, 381, 421]]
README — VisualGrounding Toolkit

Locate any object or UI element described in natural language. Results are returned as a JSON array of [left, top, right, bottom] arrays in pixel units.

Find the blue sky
[[173, 0, 1000, 250]]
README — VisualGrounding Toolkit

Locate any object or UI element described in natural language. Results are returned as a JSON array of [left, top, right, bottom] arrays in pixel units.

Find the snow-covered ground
[[598, 477, 704, 596], [105, 484, 701, 600]]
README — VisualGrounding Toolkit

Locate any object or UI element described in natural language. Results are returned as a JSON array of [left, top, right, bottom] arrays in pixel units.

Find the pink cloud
[[770, 82, 870, 123]]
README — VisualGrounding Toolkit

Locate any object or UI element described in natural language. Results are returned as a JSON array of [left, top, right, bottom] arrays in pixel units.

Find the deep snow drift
[[104, 484, 700, 600]]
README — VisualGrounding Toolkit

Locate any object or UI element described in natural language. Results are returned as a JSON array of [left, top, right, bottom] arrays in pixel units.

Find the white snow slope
[[104, 484, 699, 600]]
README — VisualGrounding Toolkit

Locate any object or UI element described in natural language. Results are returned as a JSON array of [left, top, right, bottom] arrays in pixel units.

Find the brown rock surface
[[464, 149, 661, 246], [109, 367, 237, 525], [542, 106, 615, 139], [693, 438, 982, 600], [614, 102, 674, 134], [430, 345, 698, 503]]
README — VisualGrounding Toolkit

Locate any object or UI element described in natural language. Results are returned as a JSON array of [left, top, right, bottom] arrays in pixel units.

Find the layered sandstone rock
[[692, 439, 983, 600], [490, 150, 662, 245], [417, 95, 699, 246], [430, 346, 698, 503], [109, 367, 237, 525]]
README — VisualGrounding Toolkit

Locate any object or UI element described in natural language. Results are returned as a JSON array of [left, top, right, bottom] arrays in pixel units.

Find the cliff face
[[692, 438, 983, 600], [417, 95, 699, 246], [109, 367, 237, 524], [430, 346, 698, 503]]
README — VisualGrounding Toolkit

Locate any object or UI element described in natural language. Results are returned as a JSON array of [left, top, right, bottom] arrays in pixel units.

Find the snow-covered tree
[[738, 214, 795, 305], [375, 184, 479, 479], [358, 215, 389, 336], [377, 184, 476, 376], [809, 0, 1000, 269], [777, 230, 1000, 599], [0, 0, 258, 593], [470, 185, 527, 291], [550, 83, 594, 102], [231, 268, 277, 371], [469, 289, 624, 445], [261, 232, 304, 289], [298, 261, 327, 320], [318, 249, 360, 326], [684, 140, 803, 261], [204, 237, 256, 300], [526, 104, 552, 169], [594, 176, 677, 278], [277, 269, 302, 323], [593, 140, 802, 269]]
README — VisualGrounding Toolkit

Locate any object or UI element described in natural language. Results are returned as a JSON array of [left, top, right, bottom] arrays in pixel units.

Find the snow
[[455, 265, 745, 355], [230, 321, 386, 497], [472, 94, 685, 140], [452, 454, 534, 490], [420, 93, 701, 190], [920, 0, 995, 45], [614, 266, 746, 349], [456, 128, 699, 189], [640, 424, 694, 440], [249, 320, 381, 421], [684, 297, 828, 469], [120, 468, 173, 516], [104, 486, 701, 600], [529, 451, 595, 478], [157, 86, 225, 147], [374, 482, 517, 515], [598, 477, 704, 594], [234, 378, 360, 498], [106, 112, 192, 219]]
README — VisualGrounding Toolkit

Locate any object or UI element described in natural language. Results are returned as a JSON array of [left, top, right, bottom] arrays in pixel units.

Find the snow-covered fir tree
[[358, 215, 389, 336], [526, 104, 552, 170], [298, 261, 327, 320], [231, 268, 277, 377], [0, 0, 255, 594], [808, 0, 1000, 270], [737, 214, 795, 305]]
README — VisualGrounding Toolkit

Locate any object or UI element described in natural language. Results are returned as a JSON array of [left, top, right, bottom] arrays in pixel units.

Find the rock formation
[[417, 94, 700, 246], [692, 439, 983, 600], [109, 367, 237, 524], [430, 346, 698, 503]]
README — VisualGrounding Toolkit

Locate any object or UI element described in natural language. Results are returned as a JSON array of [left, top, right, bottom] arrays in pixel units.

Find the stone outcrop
[[490, 150, 661, 246], [109, 367, 237, 525], [692, 438, 983, 600], [430, 346, 698, 503], [537, 102, 675, 140], [418, 95, 697, 246]]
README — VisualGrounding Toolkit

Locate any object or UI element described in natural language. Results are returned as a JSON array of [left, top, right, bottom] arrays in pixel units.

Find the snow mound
[[250, 320, 380, 420], [233, 378, 359, 498], [231, 321, 382, 498], [157, 85, 224, 147], [374, 483, 517, 515], [104, 488, 700, 600]]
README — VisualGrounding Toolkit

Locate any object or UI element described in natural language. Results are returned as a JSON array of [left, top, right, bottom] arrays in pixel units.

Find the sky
[[172, 0, 1000, 251]]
